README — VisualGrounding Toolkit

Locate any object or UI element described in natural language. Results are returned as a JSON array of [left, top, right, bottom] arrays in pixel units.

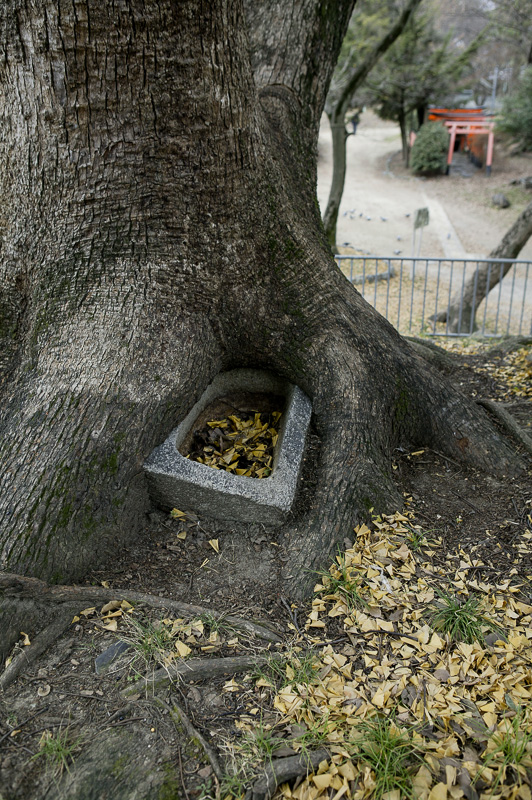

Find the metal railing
[[336, 255, 532, 337]]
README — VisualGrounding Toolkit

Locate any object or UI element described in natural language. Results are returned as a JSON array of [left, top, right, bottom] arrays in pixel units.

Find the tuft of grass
[[120, 615, 177, 671], [475, 704, 532, 796], [31, 728, 81, 776], [317, 552, 367, 609], [349, 714, 427, 799], [219, 719, 285, 800], [428, 590, 504, 644], [405, 524, 433, 551], [290, 714, 332, 755], [219, 771, 247, 800], [238, 718, 286, 764], [253, 651, 320, 691], [198, 612, 236, 636]]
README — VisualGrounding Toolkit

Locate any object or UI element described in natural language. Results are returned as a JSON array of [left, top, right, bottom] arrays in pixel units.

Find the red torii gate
[[427, 109, 495, 176]]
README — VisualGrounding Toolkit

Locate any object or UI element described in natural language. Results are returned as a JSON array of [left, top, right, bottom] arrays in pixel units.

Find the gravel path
[[317, 110, 532, 261]]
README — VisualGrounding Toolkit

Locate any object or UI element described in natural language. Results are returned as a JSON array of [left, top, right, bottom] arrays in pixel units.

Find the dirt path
[[317, 110, 532, 260]]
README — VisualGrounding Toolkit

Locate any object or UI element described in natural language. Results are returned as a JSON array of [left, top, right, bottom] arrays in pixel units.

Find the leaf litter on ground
[[223, 510, 532, 800]]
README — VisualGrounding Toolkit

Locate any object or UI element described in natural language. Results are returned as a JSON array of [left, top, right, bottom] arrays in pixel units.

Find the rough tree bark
[[322, 0, 422, 252], [0, 0, 523, 619], [436, 199, 532, 333]]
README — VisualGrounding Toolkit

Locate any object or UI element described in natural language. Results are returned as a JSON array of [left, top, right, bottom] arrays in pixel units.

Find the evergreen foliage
[[497, 67, 532, 152], [410, 122, 449, 174], [360, 11, 485, 164]]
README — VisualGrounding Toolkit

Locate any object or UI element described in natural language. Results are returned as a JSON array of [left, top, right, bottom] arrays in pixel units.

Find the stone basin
[[144, 369, 312, 526]]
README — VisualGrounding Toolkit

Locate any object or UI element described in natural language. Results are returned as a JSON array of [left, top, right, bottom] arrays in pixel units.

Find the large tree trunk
[[439, 200, 532, 333], [0, 0, 523, 606], [322, 0, 422, 250]]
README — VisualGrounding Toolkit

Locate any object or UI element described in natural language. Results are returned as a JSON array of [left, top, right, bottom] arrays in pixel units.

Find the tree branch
[[250, 748, 331, 800], [121, 654, 284, 697], [329, 0, 424, 122]]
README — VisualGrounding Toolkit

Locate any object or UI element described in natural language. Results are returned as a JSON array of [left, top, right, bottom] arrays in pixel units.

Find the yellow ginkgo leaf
[[175, 641, 192, 658]]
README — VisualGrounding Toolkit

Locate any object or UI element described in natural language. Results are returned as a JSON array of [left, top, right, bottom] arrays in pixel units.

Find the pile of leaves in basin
[[186, 410, 282, 478]]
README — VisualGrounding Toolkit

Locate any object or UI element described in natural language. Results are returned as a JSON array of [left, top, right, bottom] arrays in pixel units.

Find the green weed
[[122, 616, 174, 661], [349, 713, 427, 799], [475, 704, 532, 796], [238, 718, 286, 764], [317, 552, 367, 609], [31, 728, 81, 776], [290, 714, 332, 755], [254, 651, 320, 691], [405, 524, 433, 551], [198, 612, 236, 636], [219, 771, 247, 800], [428, 590, 504, 644]]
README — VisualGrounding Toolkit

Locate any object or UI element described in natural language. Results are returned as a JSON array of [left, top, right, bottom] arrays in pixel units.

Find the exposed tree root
[[351, 267, 395, 285], [0, 609, 78, 692], [477, 399, 532, 457], [154, 696, 224, 782], [485, 336, 532, 356], [0, 573, 282, 652], [405, 337, 457, 372], [121, 653, 284, 697], [249, 748, 330, 800]]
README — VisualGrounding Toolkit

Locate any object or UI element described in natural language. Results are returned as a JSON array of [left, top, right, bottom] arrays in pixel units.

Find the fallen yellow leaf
[[175, 641, 192, 658], [428, 783, 447, 800], [312, 772, 332, 790]]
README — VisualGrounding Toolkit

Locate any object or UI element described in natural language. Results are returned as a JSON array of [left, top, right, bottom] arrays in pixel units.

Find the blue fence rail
[[335, 255, 532, 337]]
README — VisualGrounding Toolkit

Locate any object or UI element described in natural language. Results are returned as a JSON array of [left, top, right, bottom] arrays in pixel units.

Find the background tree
[[496, 67, 532, 152], [435, 199, 532, 333], [0, 0, 523, 628], [322, 0, 423, 252], [436, 0, 532, 106], [410, 121, 449, 174], [363, 11, 484, 165]]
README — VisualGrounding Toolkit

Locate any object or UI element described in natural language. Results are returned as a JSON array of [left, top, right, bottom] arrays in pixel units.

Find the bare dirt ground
[[1, 116, 531, 800], [317, 110, 532, 260]]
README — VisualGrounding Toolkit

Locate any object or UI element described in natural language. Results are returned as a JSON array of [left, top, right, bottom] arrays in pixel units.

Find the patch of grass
[[239, 718, 286, 764], [317, 552, 367, 609], [349, 713, 427, 799], [219, 771, 247, 800], [405, 524, 432, 551], [290, 714, 332, 754], [198, 612, 236, 636], [428, 590, 504, 644], [254, 651, 320, 691], [31, 728, 81, 776], [120, 615, 176, 668], [475, 704, 532, 796]]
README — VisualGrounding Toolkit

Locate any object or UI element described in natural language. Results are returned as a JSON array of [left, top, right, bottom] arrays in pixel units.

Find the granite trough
[[144, 369, 312, 526]]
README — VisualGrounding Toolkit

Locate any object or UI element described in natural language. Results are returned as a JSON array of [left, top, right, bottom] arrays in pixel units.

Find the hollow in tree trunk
[[0, 0, 523, 613]]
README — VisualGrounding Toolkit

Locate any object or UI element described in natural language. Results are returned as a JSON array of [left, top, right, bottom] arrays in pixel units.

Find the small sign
[[414, 208, 429, 229]]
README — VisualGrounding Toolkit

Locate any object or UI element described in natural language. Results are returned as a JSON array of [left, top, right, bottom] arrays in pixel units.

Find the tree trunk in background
[[439, 200, 532, 333], [0, 0, 523, 604], [322, 0, 423, 250], [322, 118, 349, 253], [398, 106, 410, 166]]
